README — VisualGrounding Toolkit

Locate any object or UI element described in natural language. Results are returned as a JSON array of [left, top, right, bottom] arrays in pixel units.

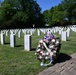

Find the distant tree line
[[43, 0, 76, 27], [0, 0, 76, 29], [0, 0, 44, 29]]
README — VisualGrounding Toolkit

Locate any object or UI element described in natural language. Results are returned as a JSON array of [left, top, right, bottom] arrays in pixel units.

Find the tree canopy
[[0, 0, 76, 29], [0, 0, 44, 29], [43, 0, 76, 26]]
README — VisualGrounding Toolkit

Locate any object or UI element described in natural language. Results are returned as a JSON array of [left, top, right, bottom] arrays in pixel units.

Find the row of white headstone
[[0, 29, 36, 51], [0, 25, 76, 51]]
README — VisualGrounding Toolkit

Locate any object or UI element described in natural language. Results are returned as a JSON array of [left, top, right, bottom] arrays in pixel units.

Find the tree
[[0, 0, 43, 29], [43, 10, 49, 24], [61, 0, 76, 24], [43, 4, 66, 26], [50, 4, 66, 26], [42, 0, 76, 26]]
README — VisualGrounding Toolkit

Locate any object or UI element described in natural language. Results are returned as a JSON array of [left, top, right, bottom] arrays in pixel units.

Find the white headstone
[[22, 29, 26, 35], [0, 34, 1, 41], [61, 31, 67, 41], [6, 31, 8, 36], [1, 33, 5, 44], [59, 29, 62, 34], [38, 29, 40, 36], [24, 35, 31, 51], [54, 29, 56, 33], [27, 29, 30, 34], [10, 33, 16, 47], [10, 30, 14, 34], [14, 29, 18, 34], [18, 30, 21, 38], [67, 28, 70, 37], [47, 29, 50, 34], [59, 28, 64, 35], [30, 30, 33, 35]]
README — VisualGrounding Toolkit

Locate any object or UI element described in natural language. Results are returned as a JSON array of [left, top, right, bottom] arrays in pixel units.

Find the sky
[[36, 0, 62, 12], [0, 0, 62, 12]]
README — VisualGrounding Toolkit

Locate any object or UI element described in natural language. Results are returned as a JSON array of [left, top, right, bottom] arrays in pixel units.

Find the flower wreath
[[35, 38, 60, 66]]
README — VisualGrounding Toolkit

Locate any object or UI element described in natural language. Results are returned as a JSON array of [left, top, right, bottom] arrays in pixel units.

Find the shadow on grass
[[15, 45, 23, 47], [53, 43, 72, 64], [56, 53, 72, 63], [31, 48, 36, 51], [67, 39, 71, 41], [4, 42, 10, 44]]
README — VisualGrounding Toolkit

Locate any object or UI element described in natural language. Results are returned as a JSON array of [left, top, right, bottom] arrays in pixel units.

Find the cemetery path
[[37, 53, 76, 75]]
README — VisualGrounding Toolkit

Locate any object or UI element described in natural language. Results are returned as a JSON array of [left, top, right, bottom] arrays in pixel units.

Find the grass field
[[0, 29, 76, 75]]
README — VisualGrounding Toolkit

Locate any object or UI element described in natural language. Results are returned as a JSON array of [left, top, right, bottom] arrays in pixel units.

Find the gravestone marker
[[18, 30, 21, 38], [1, 33, 5, 44], [38, 29, 40, 36], [24, 35, 31, 51], [30, 29, 33, 35], [59, 29, 62, 34], [67, 28, 70, 37], [61, 31, 67, 41], [22, 29, 26, 35], [6, 30, 9, 36], [10, 33, 16, 47]]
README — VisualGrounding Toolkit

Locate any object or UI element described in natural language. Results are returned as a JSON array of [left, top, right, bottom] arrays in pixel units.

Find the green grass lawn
[[0, 29, 76, 75], [60, 30, 76, 55]]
